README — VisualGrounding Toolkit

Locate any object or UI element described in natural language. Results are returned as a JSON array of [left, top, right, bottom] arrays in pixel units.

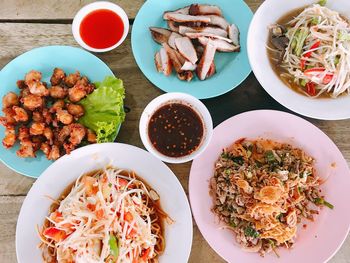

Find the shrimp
[[2, 92, 19, 109]]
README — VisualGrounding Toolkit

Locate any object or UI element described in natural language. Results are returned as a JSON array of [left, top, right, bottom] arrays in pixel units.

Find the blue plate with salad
[[0, 45, 125, 178]]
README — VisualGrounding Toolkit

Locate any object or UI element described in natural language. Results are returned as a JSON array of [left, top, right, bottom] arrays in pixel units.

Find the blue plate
[[0, 45, 114, 178], [132, 0, 253, 99]]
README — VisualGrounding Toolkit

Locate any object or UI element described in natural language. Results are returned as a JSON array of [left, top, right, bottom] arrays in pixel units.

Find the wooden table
[[0, 0, 349, 262]]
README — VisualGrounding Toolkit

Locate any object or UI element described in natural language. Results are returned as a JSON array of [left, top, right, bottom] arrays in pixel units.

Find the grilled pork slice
[[228, 24, 240, 46], [167, 21, 179, 32], [154, 52, 162, 72], [185, 32, 233, 43], [163, 6, 190, 20], [181, 61, 197, 71], [162, 43, 184, 73], [179, 26, 227, 38], [149, 27, 172, 44], [196, 40, 217, 80], [206, 62, 216, 78], [198, 37, 240, 52], [207, 15, 230, 30], [168, 32, 182, 49], [189, 4, 223, 17], [177, 71, 194, 81], [174, 37, 198, 64], [164, 13, 211, 23], [159, 47, 172, 76]]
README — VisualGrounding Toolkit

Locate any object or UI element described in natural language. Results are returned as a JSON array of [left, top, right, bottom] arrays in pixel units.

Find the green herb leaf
[[314, 197, 334, 209], [318, 0, 327, 6], [265, 150, 275, 163], [109, 235, 119, 258], [244, 226, 260, 238]]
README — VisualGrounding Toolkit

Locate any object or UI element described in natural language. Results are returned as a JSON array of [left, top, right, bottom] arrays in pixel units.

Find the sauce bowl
[[72, 1, 129, 53], [139, 93, 213, 164]]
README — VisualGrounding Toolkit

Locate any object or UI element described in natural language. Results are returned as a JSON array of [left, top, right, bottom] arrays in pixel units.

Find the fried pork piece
[[57, 125, 70, 143], [67, 104, 84, 118], [2, 92, 19, 109], [12, 106, 29, 122], [64, 71, 80, 87], [42, 108, 53, 125], [43, 127, 54, 145], [48, 145, 60, 160], [18, 126, 29, 142], [69, 123, 86, 145], [40, 142, 51, 157], [20, 88, 31, 99], [0, 108, 16, 127], [87, 129, 97, 143], [50, 68, 66, 86], [68, 84, 87, 103], [2, 125, 16, 149], [21, 94, 43, 111], [17, 138, 36, 158], [25, 70, 49, 97], [63, 142, 75, 154], [29, 122, 45, 136], [16, 80, 27, 89], [32, 111, 44, 122], [49, 86, 67, 99], [56, 110, 73, 125], [31, 135, 44, 152], [50, 99, 65, 113]]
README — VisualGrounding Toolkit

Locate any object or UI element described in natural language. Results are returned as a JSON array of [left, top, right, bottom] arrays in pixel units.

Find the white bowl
[[247, 0, 350, 120], [139, 92, 213, 164], [72, 1, 129, 52], [16, 143, 193, 263]]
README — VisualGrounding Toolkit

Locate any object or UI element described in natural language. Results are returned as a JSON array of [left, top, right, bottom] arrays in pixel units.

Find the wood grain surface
[[0, 1, 349, 263]]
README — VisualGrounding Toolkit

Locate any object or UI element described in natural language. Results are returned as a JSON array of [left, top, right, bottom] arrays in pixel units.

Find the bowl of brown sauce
[[139, 93, 213, 163]]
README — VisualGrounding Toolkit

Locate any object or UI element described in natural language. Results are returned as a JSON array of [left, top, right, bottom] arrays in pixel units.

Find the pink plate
[[189, 110, 350, 263]]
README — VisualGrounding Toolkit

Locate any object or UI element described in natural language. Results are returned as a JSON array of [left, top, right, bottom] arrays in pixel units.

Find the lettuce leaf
[[79, 76, 125, 143]]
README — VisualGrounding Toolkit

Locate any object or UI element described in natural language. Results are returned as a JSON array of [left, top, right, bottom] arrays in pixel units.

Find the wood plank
[[0, 0, 144, 20]]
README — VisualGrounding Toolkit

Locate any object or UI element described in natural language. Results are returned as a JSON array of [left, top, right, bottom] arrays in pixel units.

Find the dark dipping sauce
[[148, 103, 204, 158]]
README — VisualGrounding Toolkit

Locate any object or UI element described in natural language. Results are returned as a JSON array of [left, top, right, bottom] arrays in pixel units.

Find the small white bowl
[[72, 1, 129, 53], [139, 93, 213, 164]]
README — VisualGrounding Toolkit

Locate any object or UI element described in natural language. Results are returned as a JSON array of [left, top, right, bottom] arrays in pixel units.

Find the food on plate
[[210, 138, 333, 257], [148, 103, 203, 157], [0, 70, 125, 160], [267, 0, 350, 98], [38, 166, 170, 262], [79, 9, 125, 49], [150, 4, 240, 81]]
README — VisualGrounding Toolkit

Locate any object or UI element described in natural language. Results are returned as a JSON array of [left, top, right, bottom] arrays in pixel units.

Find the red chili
[[306, 82, 316, 96], [300, 40, 321, 70], [323, 74, 333, 84]]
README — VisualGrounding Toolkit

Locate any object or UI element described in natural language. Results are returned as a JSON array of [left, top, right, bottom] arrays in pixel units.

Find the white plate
[[16, 143, 193, 263], [248, 0, 350, 120]]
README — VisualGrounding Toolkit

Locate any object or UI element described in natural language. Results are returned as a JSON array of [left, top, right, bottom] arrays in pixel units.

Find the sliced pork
[[179, 25, 228, 38], [159, 47, 172, 76], [177, 71, 194, 81], [185, 32, 232, 43], [168, 32, 182, 49], [206, 62, 216, 78], [162, 43, 183, 73], [196, 40, 217, 80], [174, 37, 198, 64], [207, 15, 230, 30], [163, 6, 190, 20], [164, 13, 211, 23], [181, 61, 197, 71], [198, 37, 240, 52], [154, 52, 162, 72], [149, 27, 172, 44], [167, 21, 179, 32], [228, 24, 240, 46], [189, 4, 223, 17]]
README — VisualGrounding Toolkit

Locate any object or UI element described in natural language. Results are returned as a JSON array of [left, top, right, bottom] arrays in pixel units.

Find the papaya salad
[[210, 138, 333, 257], [268, 0, 350, 98], [38, 167, 170, 263]]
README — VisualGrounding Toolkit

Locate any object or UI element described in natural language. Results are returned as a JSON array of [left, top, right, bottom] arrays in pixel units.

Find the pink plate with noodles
[[189, 110, 350, 263]]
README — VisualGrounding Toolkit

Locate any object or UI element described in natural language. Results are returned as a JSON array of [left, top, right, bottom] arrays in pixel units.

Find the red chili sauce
[[79, 9, 124, 49], [148, 103, 204, 158]]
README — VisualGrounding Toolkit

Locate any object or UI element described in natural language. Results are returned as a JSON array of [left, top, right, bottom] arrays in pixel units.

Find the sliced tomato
[[323, 74, 333, 84], [50, 211, 63, 223], [95, 209, 104, 220], [306, 82, 316, 96], [124, 212, 133, 223], [140, 248, 151, 261], [43, 227, 67, 242], [87, 203, 96, 211], [127, 228, 137, 239]]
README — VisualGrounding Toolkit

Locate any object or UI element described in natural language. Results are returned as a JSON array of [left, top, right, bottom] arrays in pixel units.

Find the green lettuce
[[79, 76, 125, 143]]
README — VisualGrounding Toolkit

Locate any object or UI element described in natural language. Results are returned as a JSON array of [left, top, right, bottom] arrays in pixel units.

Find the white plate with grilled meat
[[132, 0, 253, 99]]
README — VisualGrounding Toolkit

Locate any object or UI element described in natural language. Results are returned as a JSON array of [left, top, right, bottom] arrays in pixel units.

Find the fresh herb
[[334, 55, 340, 66], [265, 150, 276, 163], [224, 169, 232, 175], [244, 226, 260, 238], [108, 183, 112, 187], [318, 0, 327, 6], [268, 239, 275, 246], [229, 220, 237, 228], [221, 153, 244, 165], [109, 235, 119, 258], [314, 197, 334, 209]]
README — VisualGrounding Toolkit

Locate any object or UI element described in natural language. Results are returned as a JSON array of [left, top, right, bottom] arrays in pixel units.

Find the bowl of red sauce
[[139, 93, 213, 163], [72, 1, 129, 52]]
